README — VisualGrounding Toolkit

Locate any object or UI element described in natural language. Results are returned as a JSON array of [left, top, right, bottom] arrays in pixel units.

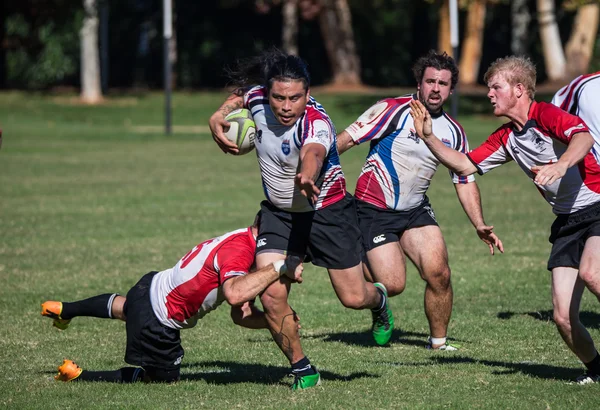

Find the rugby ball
[[224, 108, 256, 155]]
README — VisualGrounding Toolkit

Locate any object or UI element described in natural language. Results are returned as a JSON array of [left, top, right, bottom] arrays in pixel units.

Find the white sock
[[430, 336, 446, 346]]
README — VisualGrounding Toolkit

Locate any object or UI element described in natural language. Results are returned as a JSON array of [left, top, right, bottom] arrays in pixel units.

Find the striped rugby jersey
[[150, 228, 255, 329], [467, 100, 600, 214], [345, 94, 474, 211], [244, 85, 346, 212]]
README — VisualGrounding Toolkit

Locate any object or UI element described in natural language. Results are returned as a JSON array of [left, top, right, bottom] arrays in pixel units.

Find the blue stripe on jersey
[[261, 177, 270, 201], [367, 114, 408, 208], [324, 141, 341, 172], [446, 124, 456, 149], [592, 146, 600, 164]]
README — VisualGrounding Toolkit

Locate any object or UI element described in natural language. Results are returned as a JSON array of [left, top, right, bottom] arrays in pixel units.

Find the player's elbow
[[222, 283, 246, 307], [224, 292, 246, 307]]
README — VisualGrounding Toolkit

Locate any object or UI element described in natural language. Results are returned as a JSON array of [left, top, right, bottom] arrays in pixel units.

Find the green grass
[[1, 91, 599, 409]]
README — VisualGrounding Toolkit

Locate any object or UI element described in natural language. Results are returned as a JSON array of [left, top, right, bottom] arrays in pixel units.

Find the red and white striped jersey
[[345, 94, 474, 211], [244, 85, 346, 212], [150, 227, 256, 329], [467, 101, 600, 214]]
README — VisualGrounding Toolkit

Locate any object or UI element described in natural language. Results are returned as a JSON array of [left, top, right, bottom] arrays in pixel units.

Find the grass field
[[1, 91, 599, 409]]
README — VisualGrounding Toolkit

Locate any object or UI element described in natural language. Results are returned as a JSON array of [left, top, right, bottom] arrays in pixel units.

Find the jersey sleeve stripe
[[356, 103, 408, 144], [466, 153, 484, 175]]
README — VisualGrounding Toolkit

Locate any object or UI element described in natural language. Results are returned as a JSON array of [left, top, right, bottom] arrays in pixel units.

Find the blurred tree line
[[1, 0, 598, 92]]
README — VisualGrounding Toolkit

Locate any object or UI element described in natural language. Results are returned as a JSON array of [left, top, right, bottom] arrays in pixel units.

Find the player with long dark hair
[[209, 48, 393, 390]]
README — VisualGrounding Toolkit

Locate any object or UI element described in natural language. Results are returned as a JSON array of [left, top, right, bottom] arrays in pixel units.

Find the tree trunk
[[511, 0, 530, 55], [319, 0, 361, 85], [80, 0, 102, 103], [282, 0, 299, 55], [438, 0, 451, 55], [565, 4, 599, 77], [537, 0, 566, 81], [459, 0, 486, 85]]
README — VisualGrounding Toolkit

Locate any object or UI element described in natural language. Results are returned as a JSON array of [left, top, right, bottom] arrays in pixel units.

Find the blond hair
[[483, 56, 537, 99]]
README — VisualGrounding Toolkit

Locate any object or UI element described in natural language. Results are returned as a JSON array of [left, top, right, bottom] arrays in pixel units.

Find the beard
[[419, 92, 444, 114]]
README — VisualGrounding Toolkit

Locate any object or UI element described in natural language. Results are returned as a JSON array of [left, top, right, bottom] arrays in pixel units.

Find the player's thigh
[[400, 225, 449, 279], [366, 241, 407, 285], [328, 263, 369, 305], [551, 267, 585, 319], [579, 235, 600, 286], [257, 200, 310, 260]]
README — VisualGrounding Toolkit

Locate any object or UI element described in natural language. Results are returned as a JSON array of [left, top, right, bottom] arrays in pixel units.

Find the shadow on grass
[[497, 310, 600, 329], [320, 329, 431, 348], [180, 360, 378, 385], [427, 356, 581, 382]]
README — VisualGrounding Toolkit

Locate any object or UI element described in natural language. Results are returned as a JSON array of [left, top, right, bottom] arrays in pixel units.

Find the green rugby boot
[[291, 371, 321, 390], [372, 283, 394, 346]]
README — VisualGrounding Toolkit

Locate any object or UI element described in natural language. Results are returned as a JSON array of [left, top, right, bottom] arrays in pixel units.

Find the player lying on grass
[[41, 214, 304, 386]]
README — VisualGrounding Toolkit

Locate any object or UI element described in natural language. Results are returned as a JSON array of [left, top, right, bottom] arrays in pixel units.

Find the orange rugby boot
[[55, 359, 83, 382], [41, 301, 71, 330]]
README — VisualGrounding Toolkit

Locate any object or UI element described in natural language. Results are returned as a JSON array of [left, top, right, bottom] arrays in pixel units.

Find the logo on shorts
[[256, 129, 263, 144], [174, 355, 183, 366], [373, 234, 386, 244], [424, 205, 437, 222], [281, 139, 291, 155], [257, 238, 267, 247]]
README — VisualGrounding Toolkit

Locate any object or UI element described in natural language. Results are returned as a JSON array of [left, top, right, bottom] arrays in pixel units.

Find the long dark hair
[[225, 48, 310, 96]]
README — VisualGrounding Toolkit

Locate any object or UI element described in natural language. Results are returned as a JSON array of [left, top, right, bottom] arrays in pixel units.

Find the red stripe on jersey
[[579, 154, 600, 194], [320, 179, 346, 208], [356, 172, 387, 208], [533, 101, 589, 144]]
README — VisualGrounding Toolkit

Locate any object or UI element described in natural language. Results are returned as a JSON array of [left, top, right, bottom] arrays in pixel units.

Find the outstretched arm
[[455, 182, 504, 255], [409, 100, 477, 176], [209, 93, 244, 154], [222, 260, 303, 306], [296, 143, 326, 204]]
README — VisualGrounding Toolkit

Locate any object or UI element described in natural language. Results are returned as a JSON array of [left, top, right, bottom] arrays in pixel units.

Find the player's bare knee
[[386, 281, 406, 297], [424, 267, 451, 290], [338, 292, 368, 310], [579, 267, 600, 288], [553, 309, 571, 331], [259, 290, 287, 314]]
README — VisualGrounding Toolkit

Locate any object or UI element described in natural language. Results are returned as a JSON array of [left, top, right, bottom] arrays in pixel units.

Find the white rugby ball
[[224, 108, 256, 155]]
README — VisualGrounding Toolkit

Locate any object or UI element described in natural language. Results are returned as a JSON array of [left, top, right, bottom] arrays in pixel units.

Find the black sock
[[60, 293, 118, 320], [372, 287, 386, 313], [584, 351, 600, 375], [77, 367, 145, 383], [291, 357, 317, 376]]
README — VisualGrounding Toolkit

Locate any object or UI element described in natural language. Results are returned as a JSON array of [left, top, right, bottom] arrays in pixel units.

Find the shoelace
[[372, 309, 390, 329]]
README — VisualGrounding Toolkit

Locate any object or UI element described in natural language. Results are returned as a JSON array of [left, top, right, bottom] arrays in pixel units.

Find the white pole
[[449, 0, 459, 118], [163, 0, 172, 135]]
